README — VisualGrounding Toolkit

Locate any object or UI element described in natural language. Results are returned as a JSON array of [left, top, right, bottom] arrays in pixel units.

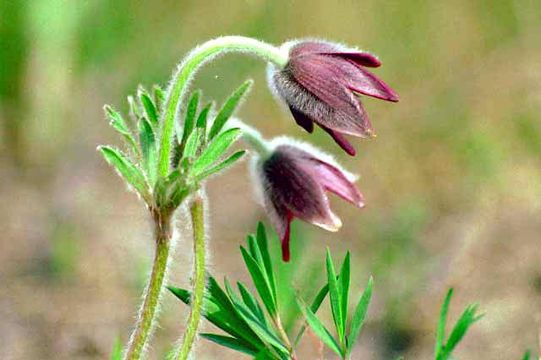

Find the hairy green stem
[[158, 36, 288, 177], [124, 210, 172, 360], [175, 195, 207, 360], [231, 119, 272, 157]]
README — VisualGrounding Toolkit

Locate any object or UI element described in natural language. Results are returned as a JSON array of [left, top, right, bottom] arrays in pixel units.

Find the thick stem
[[124, 210, 173, 360], [273, 316, 297, 360], [158, 36, 287, 177], [175, 195, 206, 360]]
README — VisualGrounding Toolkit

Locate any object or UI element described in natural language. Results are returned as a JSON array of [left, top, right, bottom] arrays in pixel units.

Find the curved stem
[[124, 210, 172, 360], [158, 36, 287, 177], [175, 194, 207, 360], [230, 119, 272, 157]]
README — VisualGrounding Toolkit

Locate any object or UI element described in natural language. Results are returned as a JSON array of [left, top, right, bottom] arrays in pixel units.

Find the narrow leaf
[[183, 128, 202, 159], [138, 117, 157, 186], [194, 150, 246, 181], [139, 89, 159, 126], [435, 288, 453, 358], [299, 300, 343, 357], [98, 146, 149, 200], [294, 282, 330, 346], [443, 303, 483, 357], [238, 281, 267, 325], [347, 276, 373, 355], [104, 105, 138, 154], [110, 337, 122, 360], [240, 246, 277, 317], [191, 128, 241, 177], [339, 251, 351, 336], [180, 90, 200, 148], [326, 248, 344, 343], [200, 333, 258, 357], [208, 79, 253, 139], [152, 84, 165, 111], [256, 223, 277, 301]]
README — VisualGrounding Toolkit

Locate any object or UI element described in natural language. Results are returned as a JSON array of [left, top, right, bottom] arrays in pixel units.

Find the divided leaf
[[326, 249, 344, 343], [104, 105, 138, 154], [98, 146, 149, 201], [138, 117, 157, 186], [347, 276, 373, 355], [191, 127, 241, 177], [194, 150, 245, 181], [208, 79, 253, 140], [299, 299, 343, 358]]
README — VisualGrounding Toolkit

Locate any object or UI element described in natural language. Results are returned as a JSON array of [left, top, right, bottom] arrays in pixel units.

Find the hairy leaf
[[208, 79, 253, 140]]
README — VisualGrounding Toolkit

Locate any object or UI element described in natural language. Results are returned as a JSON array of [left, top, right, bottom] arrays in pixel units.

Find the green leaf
[[299, 300, 343, 358], [224, 279, 288, 355], [194, 150, 245, 181], [347, 276, 373, 356], [138, 117, 157, 186], [195, 102, 212, 144], [208, 79, 253, 140], [98, 146, 149, 201], [326, 248, 344, 343], [293, 281, 330, 346], [240, 246, 277, 317], [152, 84, 165, 112], [200, 333, 258, 357], [127, 95, 142, 124], [183, 128, 202, 159], [104, 105, 138, 154], [110, 337, 122, 360], [435, 288, 453, 358], [238, 281, 267, 326], [339, 251, 351, 336], [139, 88, 159, 126], [180, 90, 200, 148], [522, 350, 531, 360], [256, 223, 277, 302], [191, 127, 241, 177], [443, 303, 483, 357]]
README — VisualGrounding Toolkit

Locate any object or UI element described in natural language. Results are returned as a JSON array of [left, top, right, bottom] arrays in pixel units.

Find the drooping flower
[[251, 138, 364, 261], [268, 39, 399, 156]]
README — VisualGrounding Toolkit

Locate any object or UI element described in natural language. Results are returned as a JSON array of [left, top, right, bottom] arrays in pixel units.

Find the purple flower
[[252, 139, 364, 261], [268, 39, 399, 156]]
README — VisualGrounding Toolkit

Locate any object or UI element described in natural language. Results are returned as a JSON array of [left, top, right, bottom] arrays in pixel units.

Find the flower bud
[[268, 39, 399, 156], [251, 138, 364, 261]]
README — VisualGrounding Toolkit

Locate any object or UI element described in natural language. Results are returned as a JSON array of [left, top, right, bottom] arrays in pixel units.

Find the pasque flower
[[268, 39, 399, 156], [252, 139, 364, 261]]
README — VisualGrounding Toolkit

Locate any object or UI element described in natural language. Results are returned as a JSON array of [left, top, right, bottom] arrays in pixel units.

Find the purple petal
[[322, 52, 382, 68], [289, 106, 314, 133], [312, 160, 365, 207], [320, 126, 357, 156], [348, 67, 399, 102]]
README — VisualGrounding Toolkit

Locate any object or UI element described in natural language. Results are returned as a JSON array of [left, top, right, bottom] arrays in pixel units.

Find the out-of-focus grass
[[0, 0, 539, 359]]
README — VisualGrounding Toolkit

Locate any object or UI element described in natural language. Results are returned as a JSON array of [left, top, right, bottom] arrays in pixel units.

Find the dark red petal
[[348, 67, 399, 102], [289, 106, 314, 133], [312, 160, 365, 207], [281, 213, 294, 262], [320, 126, 357, 156], [322, 52, 381, 68]]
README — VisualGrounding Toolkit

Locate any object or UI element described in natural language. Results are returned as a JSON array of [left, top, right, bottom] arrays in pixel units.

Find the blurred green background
[[1, 0, 540, 359]]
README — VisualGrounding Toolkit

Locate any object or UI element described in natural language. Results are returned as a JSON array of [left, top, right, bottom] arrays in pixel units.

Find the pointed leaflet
[[442, 303, 483, 358], [127, 95, 142, 125], [138, 117, 157, 186], [138, 87, 159, 127], [180, 90, 200, 149], [98, 146, 149, 201], [298, 299, 343, 358], [195, 102, 212, 144], [240, 246, 277, 317], [339, 252, 351, 336], [104, 105, 139, 155], [152, 84, 165, 112], [347, 276, 373, 356], [326, 249, 344, 343], [238, 281, 268, 326], [200, 333, 259, 357], [194, 150, 245, 182], [224, 278, 288, 355], [208, 79, 253, 140], [191, 128, 241, 177], [293, 281, 331, 346], [435, 288, 453, 358], [256, 223, 277, 301]]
